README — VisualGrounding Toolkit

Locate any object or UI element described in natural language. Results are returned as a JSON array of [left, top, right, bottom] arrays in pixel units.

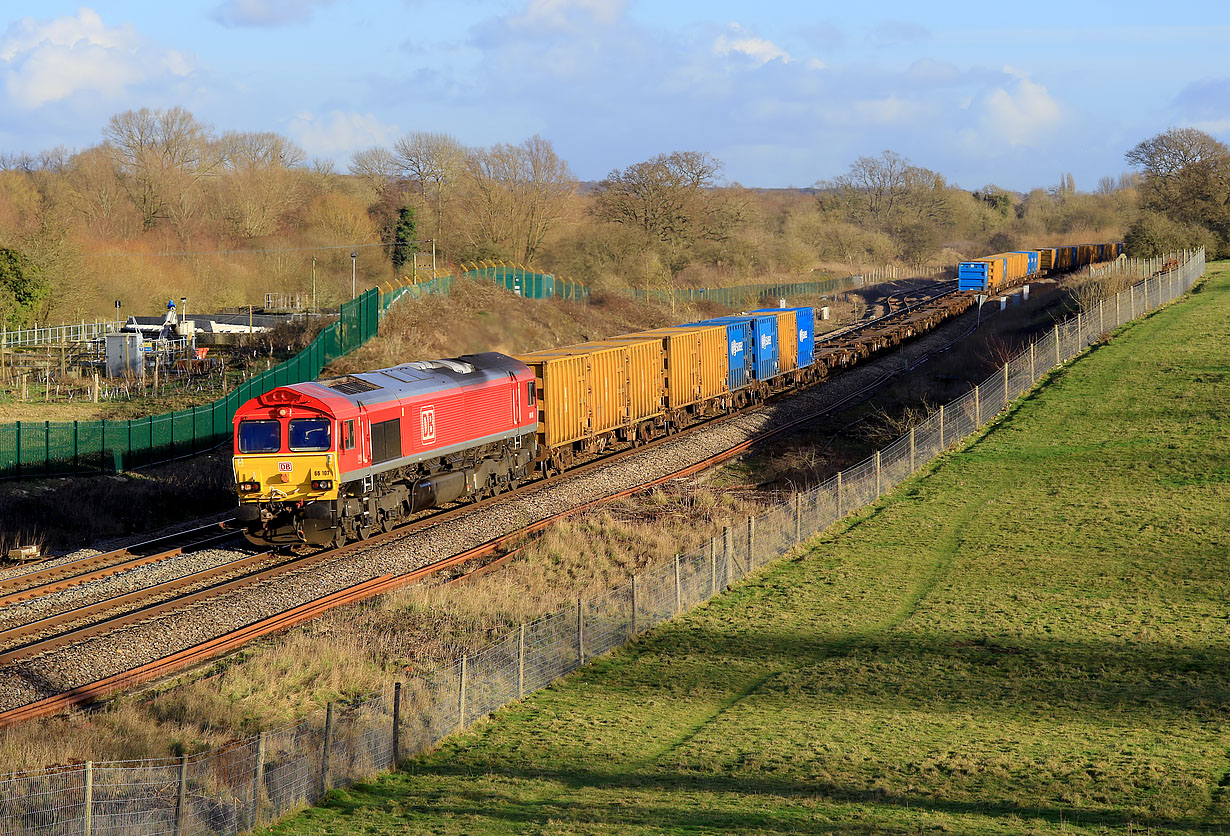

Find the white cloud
[[806, 58, 827, 71], [0, 8, 193, 109], [288, 110, 399, 158], [513, 0, 627, 31], [714, 24, 790, 65], [977, 70, 1062, 147], [212, 0, 338, 28]]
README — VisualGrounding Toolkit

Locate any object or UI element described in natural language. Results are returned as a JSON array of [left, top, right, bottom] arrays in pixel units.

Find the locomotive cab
[[233, 390, 343, 547]]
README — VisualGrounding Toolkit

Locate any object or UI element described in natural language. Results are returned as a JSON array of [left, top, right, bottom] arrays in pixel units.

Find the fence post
[[836, 471, 843, 518], [1099, 298, 1105, 335], [746, 516, 756, 569], [875, 450, 882, 497], [175, 754, 188, 836], [1130, 284, 1136, 320], [1030, 341, 1036, 381], [1077, 312, 1083, 349], [722, 526, 731, 579], [458, 658, 467, 733], [710, 539, 718, 594], [939, 406, 945, 449], [517, 623, 527, 696], [321, 702, 334, 794], [253, 731, 266, 826], [630, 577, 638, 637], [1116, 290, 1121, 326], [794, 492, 802, 543], [673, 555, 682, 613], [83, 761, 93, 836], [1053, 324, 1060, 366], [576, 597, 585, 665], [1003, 363, 1009, 406], [909, 426, 916, 472], [392, 683, 402, 766], [974, 385, 981, 427]]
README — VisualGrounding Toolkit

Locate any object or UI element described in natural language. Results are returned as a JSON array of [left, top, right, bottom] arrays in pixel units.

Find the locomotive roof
[[295, 351, 529, 407]]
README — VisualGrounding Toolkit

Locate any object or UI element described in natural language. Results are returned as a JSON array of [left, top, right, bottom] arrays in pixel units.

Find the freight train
[[957, 242, 1125, 291], [233, 241, 1121, 548]]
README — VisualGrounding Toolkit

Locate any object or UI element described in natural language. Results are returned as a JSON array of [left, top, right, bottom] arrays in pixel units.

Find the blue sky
[[1, 1, 1227, 191]]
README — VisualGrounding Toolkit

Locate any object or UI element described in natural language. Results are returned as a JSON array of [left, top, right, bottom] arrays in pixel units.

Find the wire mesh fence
[[0, 250, 1205, 835]]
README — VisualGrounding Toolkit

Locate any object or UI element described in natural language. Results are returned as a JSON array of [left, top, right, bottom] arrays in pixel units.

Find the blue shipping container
[[957, 261, 991, 291], [689, 317, 754, 392], [751, 307, 815, 368], [699, 314, 780, 383]]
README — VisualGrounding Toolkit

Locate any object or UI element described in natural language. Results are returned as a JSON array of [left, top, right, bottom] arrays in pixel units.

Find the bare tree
[[458, 135, 575, 262], [592, 151, 740, 248], [818, 151, 956, 239], [393, 131, 464, 239], [103, 107, 226, 232], [348, 145, 399, 187], [1126, 127, 1230, 252]]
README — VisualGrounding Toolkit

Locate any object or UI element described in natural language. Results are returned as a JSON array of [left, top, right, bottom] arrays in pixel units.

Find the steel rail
[[0, 532, 242, 609], [0, 523, 236, 597]]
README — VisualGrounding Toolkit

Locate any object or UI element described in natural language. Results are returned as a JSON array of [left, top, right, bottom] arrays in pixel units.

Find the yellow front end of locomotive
[[234, 453, 341, 503]]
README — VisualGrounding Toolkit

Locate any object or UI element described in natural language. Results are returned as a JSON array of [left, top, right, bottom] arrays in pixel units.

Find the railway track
[[0, 279, 982, 726], [0, 524, 241, 608]]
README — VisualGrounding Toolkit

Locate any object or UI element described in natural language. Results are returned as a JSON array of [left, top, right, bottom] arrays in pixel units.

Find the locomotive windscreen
[[370, 418, 402, 464]]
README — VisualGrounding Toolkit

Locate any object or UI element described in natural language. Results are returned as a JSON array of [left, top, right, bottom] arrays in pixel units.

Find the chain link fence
[[0, 249, 1206, 835]]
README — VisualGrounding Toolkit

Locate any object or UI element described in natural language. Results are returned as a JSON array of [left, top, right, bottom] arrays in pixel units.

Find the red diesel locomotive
[[232, 352, 538, 548]]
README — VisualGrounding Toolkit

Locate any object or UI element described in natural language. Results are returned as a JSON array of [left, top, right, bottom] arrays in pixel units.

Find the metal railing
[[0, 249, 1206, 835], [0, 321, 117, 349]]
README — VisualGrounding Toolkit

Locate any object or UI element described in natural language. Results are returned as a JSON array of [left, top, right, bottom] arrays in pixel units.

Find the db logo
[[800, 330, 808, 340], [420, 405, 437, 443], [278, 461, 293, 472], [730, 340, 744, 356], [760, 334, 772, 349]]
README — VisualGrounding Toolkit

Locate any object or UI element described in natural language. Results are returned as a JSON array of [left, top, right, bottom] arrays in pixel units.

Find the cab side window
[[343, 419, 356, 450], [527, 382, 537, 406]]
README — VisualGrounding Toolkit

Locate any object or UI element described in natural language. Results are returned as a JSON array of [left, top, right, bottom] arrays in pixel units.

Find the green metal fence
[[462, 265, 590, 300], [0, 289, 380, 478]]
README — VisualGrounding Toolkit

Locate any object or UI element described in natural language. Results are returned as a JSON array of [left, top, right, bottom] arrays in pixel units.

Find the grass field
[[263, 262, 1230, 835]]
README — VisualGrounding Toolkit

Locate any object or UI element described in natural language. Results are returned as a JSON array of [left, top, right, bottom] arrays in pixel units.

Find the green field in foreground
[[265, 263, 1230, 835]]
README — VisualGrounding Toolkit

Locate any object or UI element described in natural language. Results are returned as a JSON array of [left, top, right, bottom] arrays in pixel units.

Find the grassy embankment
[[263, 261, 1230, 834]]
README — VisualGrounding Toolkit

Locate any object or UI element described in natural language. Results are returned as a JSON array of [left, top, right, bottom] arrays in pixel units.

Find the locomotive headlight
[[238, 481, 260, 492], [311, 480, 333, 490]]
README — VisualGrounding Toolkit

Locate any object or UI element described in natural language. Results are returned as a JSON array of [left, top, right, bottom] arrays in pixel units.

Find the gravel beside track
[[0, 304, 989, 713]]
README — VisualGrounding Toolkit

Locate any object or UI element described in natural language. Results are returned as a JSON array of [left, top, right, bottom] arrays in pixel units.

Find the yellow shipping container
[[1038, 247, 1056, 272], [616, 324, 728, 409], [577, 338, 665, 423]]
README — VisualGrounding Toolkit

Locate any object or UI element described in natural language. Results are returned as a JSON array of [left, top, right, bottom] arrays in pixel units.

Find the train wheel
[[380, 511, 396, 534]]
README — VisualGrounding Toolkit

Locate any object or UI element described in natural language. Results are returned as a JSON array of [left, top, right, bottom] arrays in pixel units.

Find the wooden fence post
[[875, 450, 882, 497], [630, 578, 638, 637], [909, 426, 916, 472], [836, 471, 843, 518], [253, 732, 266, 826], [83, 761, 93, 836], [746, 516, 756, 570], [794, 492, 802, 543], [673, 555, 682, 613], [1054, 324, 1061, 366], [1003, 363, 1009, 406], [457, 658, 467, 733], [517, 623, 527, 697], [939, 405, 945, 449], [576, 597, 585, 665], [392, 684, 402, 766], [974, 385, 981, 427], [175, 755, 188, 836], [321, 702, 334, 794]]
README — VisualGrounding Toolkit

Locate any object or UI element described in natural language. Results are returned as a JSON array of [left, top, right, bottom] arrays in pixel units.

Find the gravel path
[[0, 302, 993, 712]]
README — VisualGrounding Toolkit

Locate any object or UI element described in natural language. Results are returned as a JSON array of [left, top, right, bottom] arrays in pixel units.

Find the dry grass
[[0, 483, 763, 772]]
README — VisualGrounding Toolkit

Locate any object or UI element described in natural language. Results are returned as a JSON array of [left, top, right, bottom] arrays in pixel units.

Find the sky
[[0, 0, 1227, 192]]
